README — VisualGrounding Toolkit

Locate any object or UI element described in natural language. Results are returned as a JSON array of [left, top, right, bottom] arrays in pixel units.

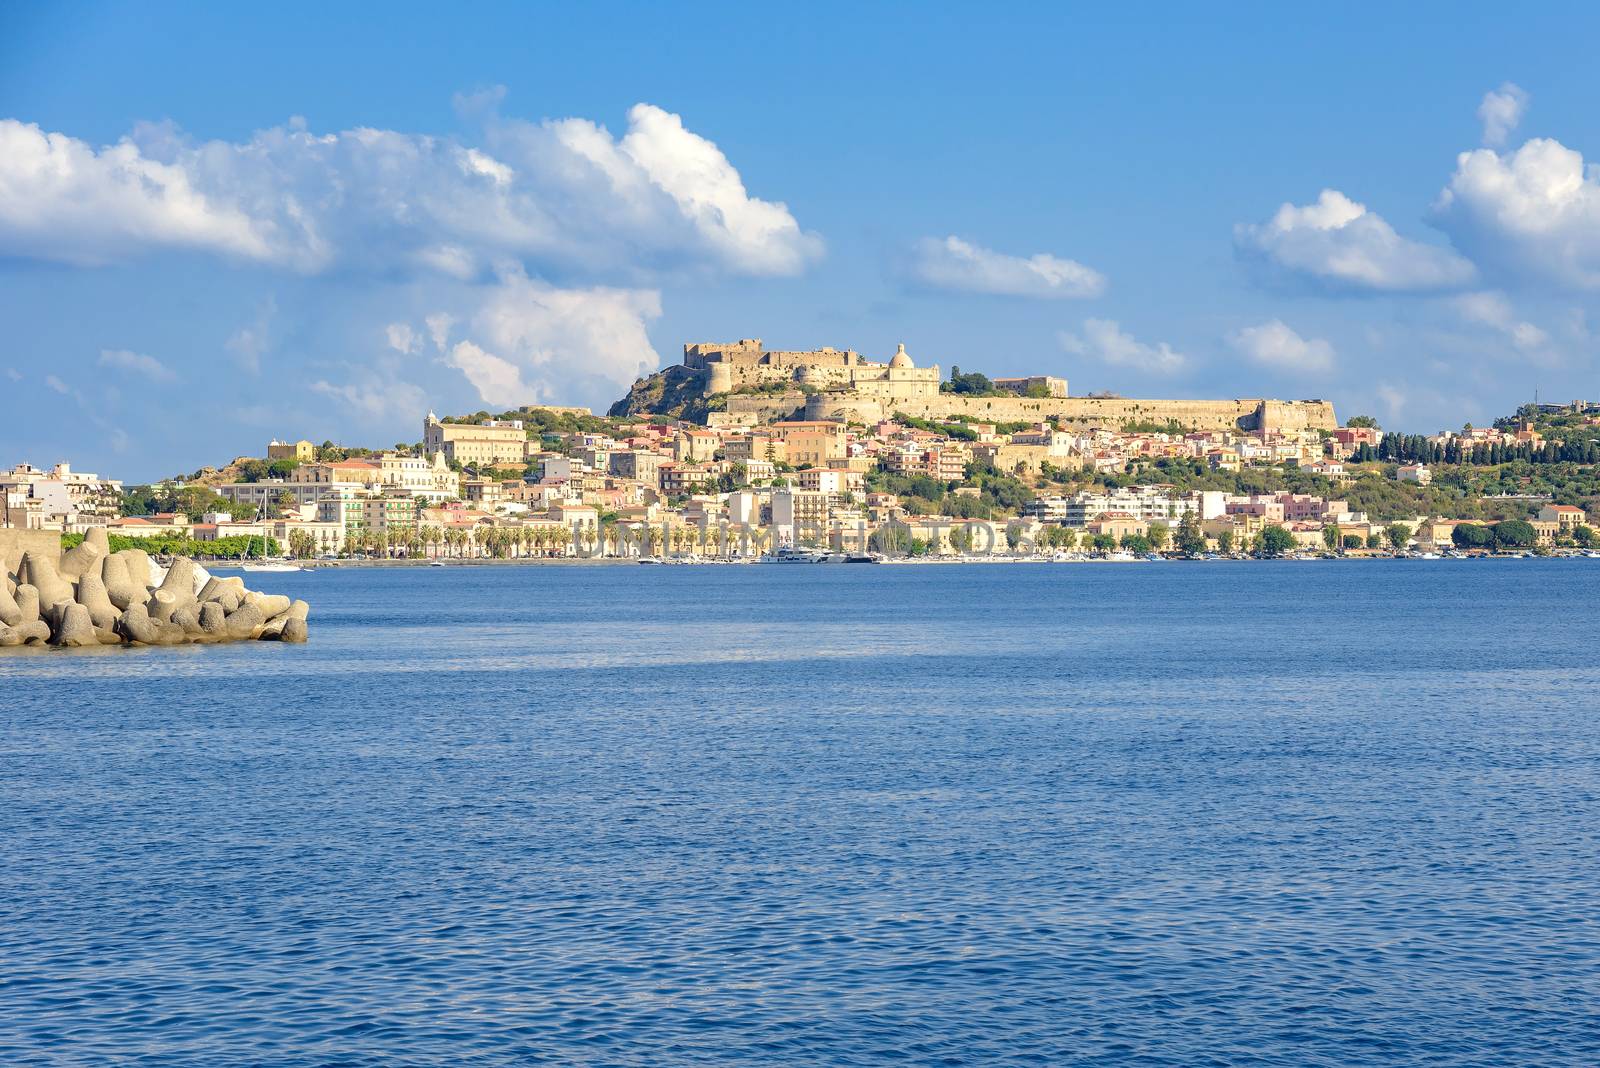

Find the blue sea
[[4, 560, 1599, 1065]]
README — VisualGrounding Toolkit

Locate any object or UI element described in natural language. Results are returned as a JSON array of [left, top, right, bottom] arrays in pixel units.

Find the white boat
[[239, 536, 302, 572], [758, 547, 829, 564]]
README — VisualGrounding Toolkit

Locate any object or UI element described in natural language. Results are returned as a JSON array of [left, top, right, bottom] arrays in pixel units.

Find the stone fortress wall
[[804, 393, 1337, 433], [691, 338, 1337, 433], [685, 339, 942, 400]]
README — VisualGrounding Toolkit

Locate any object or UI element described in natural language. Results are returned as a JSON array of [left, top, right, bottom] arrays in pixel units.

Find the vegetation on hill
[[607, 366, 723, 421], [62, 531, 282, 559], [939, 365, 1053, 398], [121, 483, 257, 521], [443, 406, 623, 436], [893, 413, 979, 440], [866, 462, 1034, 520]]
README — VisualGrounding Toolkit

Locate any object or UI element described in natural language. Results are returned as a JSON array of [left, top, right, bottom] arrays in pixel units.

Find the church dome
[[889, 343, 914, 369]]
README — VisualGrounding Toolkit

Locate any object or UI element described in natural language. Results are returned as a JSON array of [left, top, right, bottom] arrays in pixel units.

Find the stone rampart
[[804, 393, 1336, 432]]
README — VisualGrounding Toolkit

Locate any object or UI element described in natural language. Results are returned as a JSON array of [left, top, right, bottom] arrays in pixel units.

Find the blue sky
[[5, 2, 1600, 480]]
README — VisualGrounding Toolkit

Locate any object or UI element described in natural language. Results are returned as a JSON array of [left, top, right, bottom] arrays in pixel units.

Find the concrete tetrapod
[[50, 603, 98, 647], [59, 539, 103, 580], [115, 548, 154, 588], [0, 619, 50, 646], [245, 591, 292, 619], [14, 584, 40, 623], [116, 603, 185, 646], [76, 567, 120, 631], [259, 599, 310, 640], [3, 537, 312, 651], [198, 601, 228, 637], [102, 554, 144, 610], [83, 527, 111, 558], [20, 552, 74, 610], [0, 580, 20, 627], [224, 601, 265, 640]]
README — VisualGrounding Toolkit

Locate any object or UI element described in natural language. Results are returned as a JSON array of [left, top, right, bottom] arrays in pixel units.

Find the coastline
[[201, 550, 1600, 570]]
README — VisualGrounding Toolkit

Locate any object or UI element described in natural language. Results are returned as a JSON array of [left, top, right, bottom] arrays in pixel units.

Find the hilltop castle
[[669, 339, 1336, 433], [685, 339, 946, 402]]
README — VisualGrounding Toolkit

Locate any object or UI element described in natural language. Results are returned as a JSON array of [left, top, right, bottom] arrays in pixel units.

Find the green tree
[[1366, 533, 1382, 549], [1322, 525, 1340, 551], [942, 366, 996, 395], [1342, 533, 1364, 549], [1452, 523, 1494, 550], [1120, 533, 1153, 553], [1574, 525, 1597, 548], [1216, 530, 1234, 554], [1254, 524, 1295, 558], [1489, 519, 1537, 548], [1346, 415, 1380, 429], [1385, 522, 1413, 550], [1175, 512, 1206, 555], [1146, 522, 1170, 552]]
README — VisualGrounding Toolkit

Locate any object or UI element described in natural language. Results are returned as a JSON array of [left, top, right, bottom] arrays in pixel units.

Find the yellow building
[[422, 411, 528, 467], [267, 439, 315, 462], [771, 421, 849, 467]]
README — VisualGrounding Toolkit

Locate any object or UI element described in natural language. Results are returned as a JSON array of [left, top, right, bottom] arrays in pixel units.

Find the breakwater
[[0, 527, 309, 648]]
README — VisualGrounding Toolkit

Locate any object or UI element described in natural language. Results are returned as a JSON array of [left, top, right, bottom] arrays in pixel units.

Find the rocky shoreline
[[1, 528, 309, 649]]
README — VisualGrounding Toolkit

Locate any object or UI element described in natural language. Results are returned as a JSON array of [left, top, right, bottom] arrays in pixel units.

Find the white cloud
[[1059, 318, 1186, 374], [595, 104, 823, 276], [1226, 320, 1334, 372], [44, 374, 71, 395], [385, 323, 420, 354], [5, 368, 21, 382], [1478, 83, 1530, 148], [446, 340, 532, 407], [1451, 291, 1550, 351], [1376, 382, 1407, 422], [425, 313, 454, 352], [310, 377, 428, 422], [1236, 189, 1476, 293], [437, 268, 662, 405], [0, 120, 274, 267], [98, 348, 177, 381], [225, 296, 276, 374], [905, 235, 1106, 299], [1433, 138, 1600, 289], [0, 103, 822, 280]]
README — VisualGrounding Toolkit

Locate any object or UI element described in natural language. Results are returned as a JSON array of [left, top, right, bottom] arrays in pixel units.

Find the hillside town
[[8, 365, 1600, 562]]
